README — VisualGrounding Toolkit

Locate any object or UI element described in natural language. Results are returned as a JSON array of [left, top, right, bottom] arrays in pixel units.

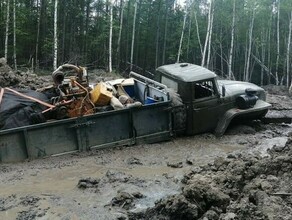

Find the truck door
[[190, 79, 222, 135]]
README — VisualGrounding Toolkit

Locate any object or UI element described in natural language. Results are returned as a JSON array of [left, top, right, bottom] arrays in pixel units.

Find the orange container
[[90, 82, 113, 106]]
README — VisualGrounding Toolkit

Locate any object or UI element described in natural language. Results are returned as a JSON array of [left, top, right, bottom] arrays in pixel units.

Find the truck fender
[[215, 100, 271, 136], [214, 109, 241, 137]]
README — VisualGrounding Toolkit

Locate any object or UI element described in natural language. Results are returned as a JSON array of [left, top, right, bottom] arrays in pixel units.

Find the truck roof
[[156, 63, 217, 82]]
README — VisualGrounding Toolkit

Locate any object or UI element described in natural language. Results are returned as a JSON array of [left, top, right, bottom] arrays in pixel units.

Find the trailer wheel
[[167, 88, 186, 135]]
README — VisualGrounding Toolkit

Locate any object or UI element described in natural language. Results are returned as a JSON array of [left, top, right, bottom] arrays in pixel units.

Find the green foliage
[[0, 0, 291, 85]]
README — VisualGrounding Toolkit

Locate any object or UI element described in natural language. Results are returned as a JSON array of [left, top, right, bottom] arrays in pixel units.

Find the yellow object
[[90, 82, 113, 106]]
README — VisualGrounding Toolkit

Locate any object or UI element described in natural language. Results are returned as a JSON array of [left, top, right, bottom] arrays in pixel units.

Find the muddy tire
[[167, 88, 186, 135]]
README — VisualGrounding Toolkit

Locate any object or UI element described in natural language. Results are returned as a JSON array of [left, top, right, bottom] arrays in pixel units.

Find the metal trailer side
[[0, 78, 172, 163]]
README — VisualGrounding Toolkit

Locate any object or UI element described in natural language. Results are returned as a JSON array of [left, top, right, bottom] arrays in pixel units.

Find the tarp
[[0, 88, 50, 130]]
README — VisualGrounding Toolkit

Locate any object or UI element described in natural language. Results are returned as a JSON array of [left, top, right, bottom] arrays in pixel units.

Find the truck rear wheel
[[167, 88, 186, 135]]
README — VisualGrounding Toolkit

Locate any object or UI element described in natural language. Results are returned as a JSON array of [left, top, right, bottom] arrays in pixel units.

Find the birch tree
[[116, 0, 124, 68], [201, 0, 212, 67], [244, 7, 255, 82], [177, 4, 188, 63], [53, 0, 58, 70], [162, 2, 170, 64], [194, 8, 202, 56], [4, 0, 10, 60], [35, 0, 42, 70], [267, 15, 272, 84], [108, 0, 113, 73], [260, 2, 273, 85], [0, 0, 290, 81], [155, 0, 162, 68], [287, 11, 292, 89], [228, 0, 236, 80], [220, 29, 224, 76], [275, 0, 280, 85], [186, 18, 192, 61], [130, 0, 137, 70], [260, 30, 266, 86], [13, 0, 16, 70], [206, 4, 214, 69]]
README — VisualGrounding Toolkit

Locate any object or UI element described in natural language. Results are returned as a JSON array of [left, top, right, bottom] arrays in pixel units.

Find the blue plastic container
[[124, 85, 135, 98], [145, 97, 157, 105]]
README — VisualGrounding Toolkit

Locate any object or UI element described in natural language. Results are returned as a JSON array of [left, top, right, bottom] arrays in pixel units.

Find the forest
[[0, 0, 292, 86]]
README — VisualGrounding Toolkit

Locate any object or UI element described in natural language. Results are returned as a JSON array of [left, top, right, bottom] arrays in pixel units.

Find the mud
[[0, 58, 51, 89], [1, 62, 292, 219], [131, 137, 292, 220], [0, 59, 116, 90], [1, 121, 292, 219]]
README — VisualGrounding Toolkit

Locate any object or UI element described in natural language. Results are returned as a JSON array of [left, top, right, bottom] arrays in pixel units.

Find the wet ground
[[0, 121, 292, 219]]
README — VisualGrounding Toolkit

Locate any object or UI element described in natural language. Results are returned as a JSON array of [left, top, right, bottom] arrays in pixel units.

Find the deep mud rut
[[0, 121, 292, 220]]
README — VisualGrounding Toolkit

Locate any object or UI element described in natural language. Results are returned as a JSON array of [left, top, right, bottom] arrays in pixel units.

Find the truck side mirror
[[222, 85, 226, 97]]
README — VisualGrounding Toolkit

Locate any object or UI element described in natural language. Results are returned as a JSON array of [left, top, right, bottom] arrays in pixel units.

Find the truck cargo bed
[[0, 76, 171, 163]]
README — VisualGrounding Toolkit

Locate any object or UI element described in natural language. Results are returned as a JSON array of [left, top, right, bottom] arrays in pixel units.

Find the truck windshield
[[194, 80, 216, 99], [161, 76, 178, 92]]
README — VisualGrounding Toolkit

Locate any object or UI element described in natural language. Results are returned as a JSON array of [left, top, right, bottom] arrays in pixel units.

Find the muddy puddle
[[0, 123, 291, 219]]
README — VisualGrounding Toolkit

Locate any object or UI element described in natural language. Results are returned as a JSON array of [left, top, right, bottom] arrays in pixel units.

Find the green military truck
[[155, 63, 271, 136], [0, 63, 270, 163]]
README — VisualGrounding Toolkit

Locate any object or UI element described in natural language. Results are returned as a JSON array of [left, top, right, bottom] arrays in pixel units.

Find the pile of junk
[[0, 64, 146, 130]]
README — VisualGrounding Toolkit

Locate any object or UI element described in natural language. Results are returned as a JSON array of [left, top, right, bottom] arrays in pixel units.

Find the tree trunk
[[243, 34, 248, 81], [155, 0, 161, 68], [206, 4, 214, 69], [162, 3, 169, 65], [201, 0, 212, 67], [5, 0, 10, 60], [108, 1, 113, 73], [177, 5, 187, 63], [267, 15, 272, 85], [35, 0, 42, 70], [245, 8, 255, 82], [275, 0, 280, 85], [79, 0, 86, 60], [53, 0, 58, 70], [125, 0, 131, 63], [186, 18, 191, 61], [130, 0, 137, 70], [61, 3, 66, 64], [194, 8, 202, 56], [116, 0, 124, 69], [219, 26, 223, 77], [84, 0, 90, 64], [260, 30, 266, 86], [13, 0, 16, 70], [135, 0, 141, 67], [228, 0, 235, 80], [287, 11, 292, 90]]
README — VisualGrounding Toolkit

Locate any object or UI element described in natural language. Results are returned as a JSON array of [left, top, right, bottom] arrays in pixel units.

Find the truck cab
[[155, 63, 271, 135]]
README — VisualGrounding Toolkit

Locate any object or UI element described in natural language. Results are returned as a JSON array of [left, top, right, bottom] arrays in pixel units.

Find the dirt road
[[0, 120, 291, 219]]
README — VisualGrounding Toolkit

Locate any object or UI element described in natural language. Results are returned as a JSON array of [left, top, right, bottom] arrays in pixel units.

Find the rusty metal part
[[49, 64, 95, 119], [52, 64, 86, 85], [49, 78, 95, 118], [52, 71, 64, 85], [66, 98, 95, 117]]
